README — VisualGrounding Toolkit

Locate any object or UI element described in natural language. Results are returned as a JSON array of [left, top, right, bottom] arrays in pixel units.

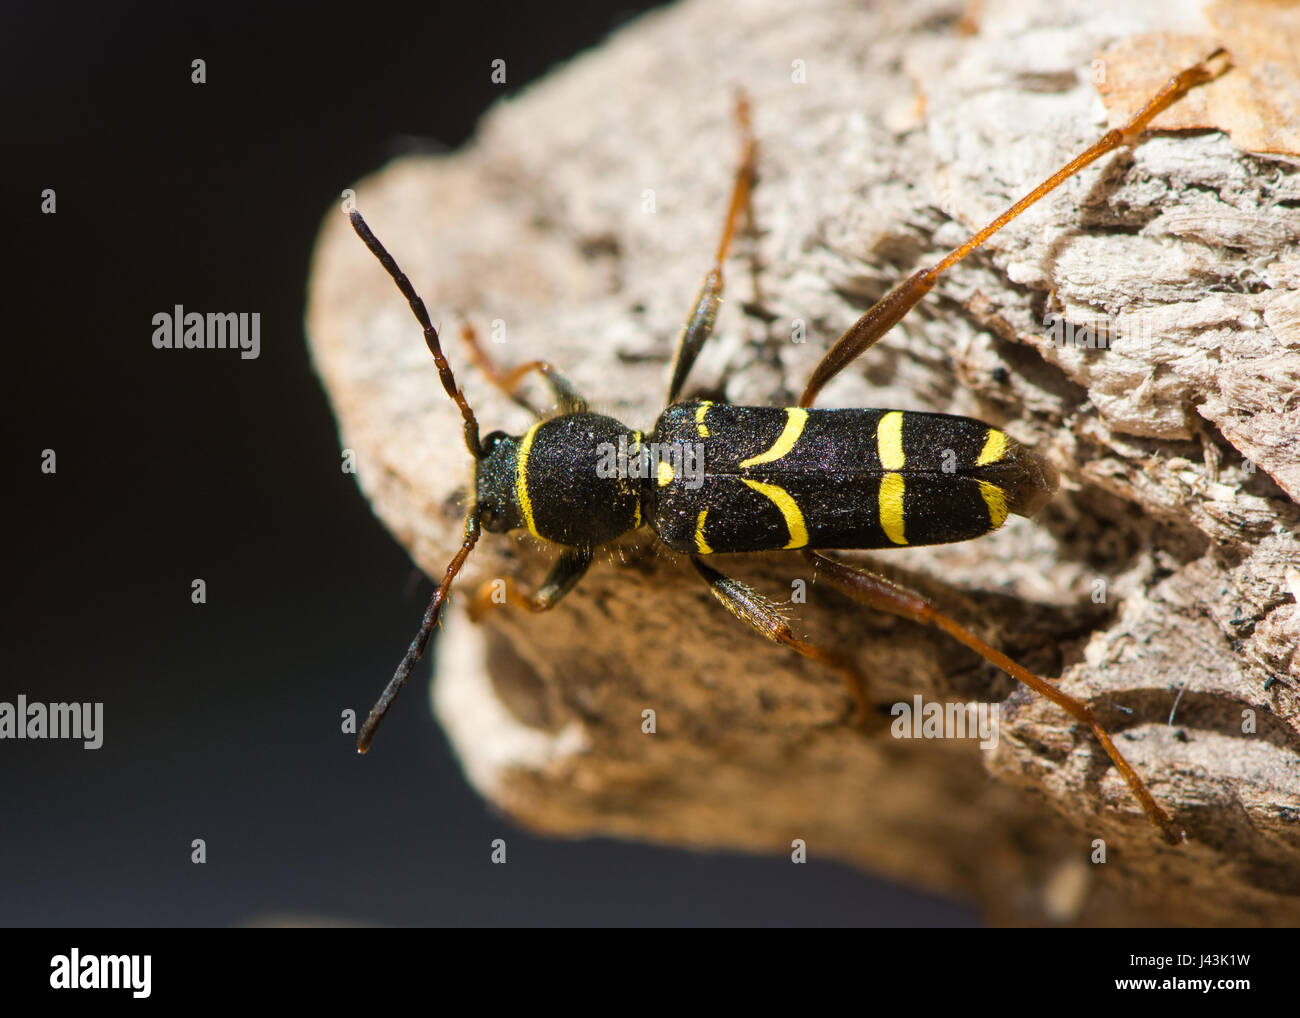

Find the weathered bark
[[307, 0, 1300, 925]]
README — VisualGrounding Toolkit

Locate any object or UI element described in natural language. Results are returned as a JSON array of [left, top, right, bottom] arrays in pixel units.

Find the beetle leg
[[798, 49, 1231, 407], [458, 317, 588, 416], [692, 556, 879, 730], [802, 549, 1183, 845], [666, 92, 757, 404], [470, 546, 594, 620]]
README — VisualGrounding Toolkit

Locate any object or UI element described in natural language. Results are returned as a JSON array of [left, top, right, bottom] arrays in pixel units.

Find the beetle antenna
[[346, 208, 483, 458], [357, 511, 482, 754]]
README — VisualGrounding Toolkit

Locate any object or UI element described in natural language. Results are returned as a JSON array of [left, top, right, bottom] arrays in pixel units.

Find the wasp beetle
[[348, 48, 1231, 846]]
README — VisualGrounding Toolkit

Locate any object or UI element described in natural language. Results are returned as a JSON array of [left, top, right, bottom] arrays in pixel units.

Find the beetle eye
[[478, 501, 506, 532], [481, 430, 508, 455]]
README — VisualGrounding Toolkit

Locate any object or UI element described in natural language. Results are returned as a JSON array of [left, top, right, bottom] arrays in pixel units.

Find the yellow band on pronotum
[[515, 422, 541, 537]]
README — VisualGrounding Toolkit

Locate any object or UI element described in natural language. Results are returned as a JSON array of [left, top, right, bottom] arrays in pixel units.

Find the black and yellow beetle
[[475, 401, 1055, 552], [348, 49, 1231, 847]]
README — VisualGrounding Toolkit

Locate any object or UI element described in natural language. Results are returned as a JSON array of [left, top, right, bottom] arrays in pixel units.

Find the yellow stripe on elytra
[[877, 411, 906, 471], [978, 480, 1008, 530], [976, 428, 1008, 467], [739, 407, 808, 468], [695, 401, 712, 438], [694, 510, 713, 554], [879, 472, 907, 545], [742, 478, 808, 549], [516, 421, 542, 538], [630, 431, 643, 527], [657, 460, 674, 486]]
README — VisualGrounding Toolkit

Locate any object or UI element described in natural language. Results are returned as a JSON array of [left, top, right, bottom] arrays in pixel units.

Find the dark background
[[5, 0, 975, 926]]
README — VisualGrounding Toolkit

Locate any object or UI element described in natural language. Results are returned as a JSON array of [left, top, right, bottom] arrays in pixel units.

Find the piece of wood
[[307, 0, 1300, 925]]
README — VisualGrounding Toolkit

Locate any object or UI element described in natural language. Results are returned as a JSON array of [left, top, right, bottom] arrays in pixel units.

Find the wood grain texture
[[307, 0, 1300, 925]]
